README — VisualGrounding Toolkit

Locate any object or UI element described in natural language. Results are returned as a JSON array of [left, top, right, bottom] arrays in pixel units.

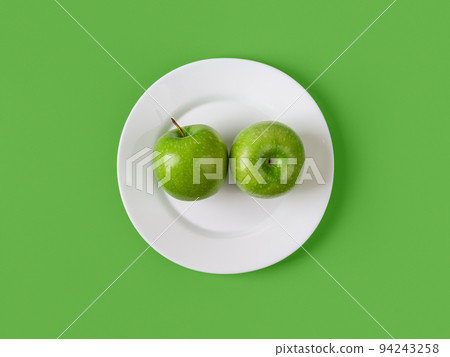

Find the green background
[[1, 0, 449, 339]]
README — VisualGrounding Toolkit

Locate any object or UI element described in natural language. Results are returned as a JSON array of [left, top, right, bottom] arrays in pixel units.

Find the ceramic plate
[[117, 58, 333, 274]]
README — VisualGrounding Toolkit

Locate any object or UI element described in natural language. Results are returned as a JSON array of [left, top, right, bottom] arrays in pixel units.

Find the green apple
[[230, 121, 305, 198], [153, 119, 228, 201]]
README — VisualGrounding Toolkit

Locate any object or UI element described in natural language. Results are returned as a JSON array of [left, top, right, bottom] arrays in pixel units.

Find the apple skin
[[230, 121, 305, 198], [153, 124, 228, 201]]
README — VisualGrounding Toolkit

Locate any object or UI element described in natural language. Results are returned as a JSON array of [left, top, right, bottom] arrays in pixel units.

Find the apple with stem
[[153, 118, 228, 201], [230, 121, 305, 198]]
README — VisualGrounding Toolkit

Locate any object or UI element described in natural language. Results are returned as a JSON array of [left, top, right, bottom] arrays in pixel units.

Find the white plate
[[117, 58, 334, 274]]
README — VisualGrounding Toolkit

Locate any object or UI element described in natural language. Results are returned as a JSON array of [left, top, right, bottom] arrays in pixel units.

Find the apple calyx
[[171, 118, 186, 137]]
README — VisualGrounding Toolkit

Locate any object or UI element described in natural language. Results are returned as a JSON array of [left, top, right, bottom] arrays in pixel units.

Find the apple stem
[[171, 118, 186, 137]]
